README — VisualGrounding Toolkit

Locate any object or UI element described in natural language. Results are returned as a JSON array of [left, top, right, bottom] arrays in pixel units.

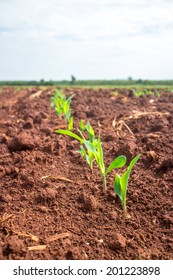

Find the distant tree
[[128, 76, 133, 81], [70, 75, 76, 85], [137, 79, 142, 84], [40, 79, 45, 85]]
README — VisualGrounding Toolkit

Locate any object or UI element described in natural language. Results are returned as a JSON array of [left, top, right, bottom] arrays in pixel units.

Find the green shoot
[[56, 129, 84, 143], [114, 154, 141, 218], [56, 122, 96, 170], [133, 89, 145, 97], [50, 90, 75, 121], [133, 89, 158, 97], [56, 122, 127, 193], [77, 121, 96, 169], [145, 89, 153, 95], [68, 116, 74, 131], [84, 136, 126, 193]]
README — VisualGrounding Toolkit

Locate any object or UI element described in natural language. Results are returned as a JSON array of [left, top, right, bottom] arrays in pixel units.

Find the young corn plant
[[77, 120, 97, 169], [133, 89, 145, 97], [85, 136, 126, 193], [56, 121, 97, 170], [113, 154, 141, 218], [50, 90, 75, 125], [56, 121, 127, 193]]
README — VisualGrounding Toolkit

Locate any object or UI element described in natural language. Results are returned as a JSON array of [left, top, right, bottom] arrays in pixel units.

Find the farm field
[[0, 86, 172, 260]]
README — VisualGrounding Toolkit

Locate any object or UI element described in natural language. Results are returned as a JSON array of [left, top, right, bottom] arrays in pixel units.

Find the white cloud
[[0, 0, 173, 79]]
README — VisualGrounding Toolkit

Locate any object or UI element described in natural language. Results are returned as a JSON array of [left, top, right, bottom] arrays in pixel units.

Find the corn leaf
[[96, 135, 105, 175], [120, 154, 141, 201], [56, 130, 84, 143], [68, 117, 74, 131], [86, 123, 95, 142], [114, 174, 122, 201], [66, 94, 75, 105], [106, 155, 127, 175], [83, 140, 97, 154], [79, 120, 86, 132]]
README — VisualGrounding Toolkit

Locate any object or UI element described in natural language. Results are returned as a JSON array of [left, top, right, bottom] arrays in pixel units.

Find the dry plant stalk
[[46, 232, 70, 243], [40, 175, 73, 182], [28, 245, 47, 251], [123, 110, 170, 120], [112, 119, 134, 138]]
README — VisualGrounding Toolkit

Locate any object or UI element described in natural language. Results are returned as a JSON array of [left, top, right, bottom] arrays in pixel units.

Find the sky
[[0, 0, 173, 80]]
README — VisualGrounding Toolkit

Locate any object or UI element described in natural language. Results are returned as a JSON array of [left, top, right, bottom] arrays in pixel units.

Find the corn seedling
[[85, 137, 126, 193], [50, 90, 75, 122], [134, 89, 158, 97], [113, 154, 141, 218], [56, 122, 126, 193], [56, 121, 96, 169], [133, 89, 145, 97], [145, 89, 153, 95]]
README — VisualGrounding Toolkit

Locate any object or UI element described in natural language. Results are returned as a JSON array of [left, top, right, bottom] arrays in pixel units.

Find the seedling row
[[51, 90, 141, 218]]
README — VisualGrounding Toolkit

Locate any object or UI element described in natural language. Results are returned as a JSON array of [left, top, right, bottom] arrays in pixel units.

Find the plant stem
[[123, 201, 127, 218], [103, 175, 107, 193]]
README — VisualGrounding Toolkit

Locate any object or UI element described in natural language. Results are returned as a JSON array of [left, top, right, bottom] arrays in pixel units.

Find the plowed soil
[[0, 87, 172, 260]]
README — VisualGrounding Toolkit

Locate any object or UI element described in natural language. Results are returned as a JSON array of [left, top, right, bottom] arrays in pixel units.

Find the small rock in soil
[[36, 187, 57, 204], [79, 193, 98, 211], [6, 236, 25, 254], [7, 131, 40, 152], [43, 187, 57, 199], [23, 120, 33, 129], [109, 233, 126, 250]]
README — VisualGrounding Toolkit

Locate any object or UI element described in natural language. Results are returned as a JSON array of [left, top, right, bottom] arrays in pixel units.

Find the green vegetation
[[56, 122, 126, 193], [83, 135, 126, 193], [1, 78, 173, 88], [50, 90, 75, 130], [114, 154, 141, 218], [50, 90, 75, 121], [56, 122, 96, 169], [133, 88, 160, 97], [51, 90, 141, 217]]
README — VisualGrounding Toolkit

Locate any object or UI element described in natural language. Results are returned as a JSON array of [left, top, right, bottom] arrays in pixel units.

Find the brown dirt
[[0, 86, 172, 260]]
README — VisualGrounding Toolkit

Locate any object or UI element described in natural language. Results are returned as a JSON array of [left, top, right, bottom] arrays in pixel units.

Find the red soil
[[0, 87, 172, 260]]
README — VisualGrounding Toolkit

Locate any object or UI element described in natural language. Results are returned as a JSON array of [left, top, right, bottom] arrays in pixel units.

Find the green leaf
[[86, 154, 91, 167], [66, 94, 75, 105], [77, 145, 86, 157], [120, 154, 141, 201], [56, 129, 84, 143], [86, 123, 95, 142], [79, 120, 86, 132], [83, 140, 97, 154], [96, 135, 105, 175], [114, 174, 122, 201], [68, 116, 74, 131], [106, 155, 127, 175]]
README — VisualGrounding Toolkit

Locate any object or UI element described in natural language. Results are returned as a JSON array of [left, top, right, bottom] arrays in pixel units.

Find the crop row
[[51, 90, 141, 218]]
